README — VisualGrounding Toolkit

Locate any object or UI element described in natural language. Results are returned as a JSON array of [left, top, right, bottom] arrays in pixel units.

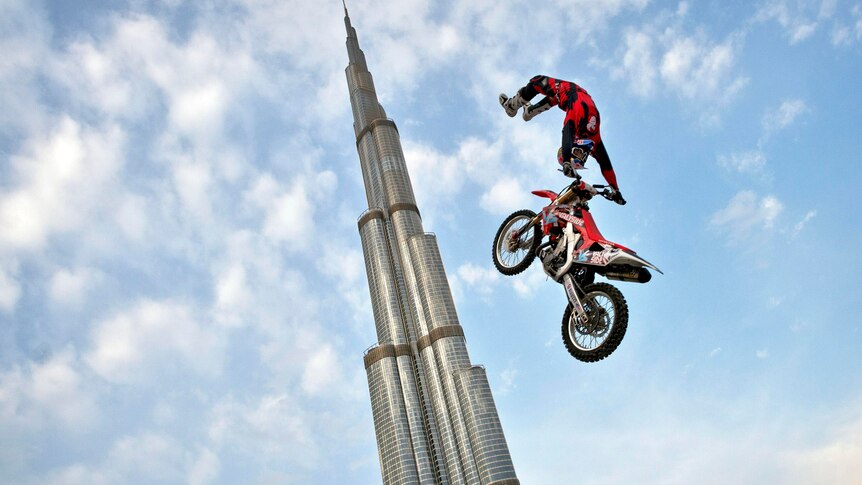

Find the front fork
[[562, 273, 589, 324], [509, 214, 543, 251]]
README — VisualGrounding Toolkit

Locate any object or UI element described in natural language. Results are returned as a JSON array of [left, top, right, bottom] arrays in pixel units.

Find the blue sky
[[1, 0, 861, 483]]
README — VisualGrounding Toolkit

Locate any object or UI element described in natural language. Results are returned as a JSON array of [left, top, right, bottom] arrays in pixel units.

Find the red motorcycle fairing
[[551, 206, 633, 253], [531, 189, 558, 202], [581, 210, 632, 252]]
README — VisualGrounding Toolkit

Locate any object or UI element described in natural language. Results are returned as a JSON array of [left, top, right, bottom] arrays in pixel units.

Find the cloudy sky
[[1, 0, 861, 483]]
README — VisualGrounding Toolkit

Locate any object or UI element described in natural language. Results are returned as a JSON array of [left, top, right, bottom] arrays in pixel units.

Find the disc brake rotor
[[575, 302, 609, 337], [506, 229, 530, 252]]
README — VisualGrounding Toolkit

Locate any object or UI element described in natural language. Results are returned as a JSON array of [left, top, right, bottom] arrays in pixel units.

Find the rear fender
[[608, 250, 663, 274], [573, 247, 663, 274]]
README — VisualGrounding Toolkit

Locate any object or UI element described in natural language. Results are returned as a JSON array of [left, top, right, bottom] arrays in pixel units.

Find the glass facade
[[347, 8, 518, 485], [366, 351, 420, 485], [454, 367, 518, 484]]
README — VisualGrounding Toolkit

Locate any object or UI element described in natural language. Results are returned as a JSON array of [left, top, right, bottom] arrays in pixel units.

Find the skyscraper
[[344, 7, 520, 485]]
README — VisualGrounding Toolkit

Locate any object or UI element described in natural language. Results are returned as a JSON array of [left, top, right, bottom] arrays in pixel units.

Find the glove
[[610, 188, 627, 205], [561, 162, 575, 178]]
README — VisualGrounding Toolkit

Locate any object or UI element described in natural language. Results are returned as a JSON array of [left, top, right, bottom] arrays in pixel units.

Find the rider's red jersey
[[524, 75, 617, 189], [541, 77, 602, 144]]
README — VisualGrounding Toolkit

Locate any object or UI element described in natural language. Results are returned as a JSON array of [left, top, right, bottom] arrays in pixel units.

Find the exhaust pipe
[[604, 267, 652, 283]]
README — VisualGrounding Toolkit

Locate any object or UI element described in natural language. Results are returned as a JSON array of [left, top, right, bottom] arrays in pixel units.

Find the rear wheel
[[492, 209, 541, 276], [561, 282, 628, 362]]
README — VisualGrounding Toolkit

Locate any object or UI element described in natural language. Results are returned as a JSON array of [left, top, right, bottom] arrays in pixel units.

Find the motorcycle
[[491, 147, 661, 362]]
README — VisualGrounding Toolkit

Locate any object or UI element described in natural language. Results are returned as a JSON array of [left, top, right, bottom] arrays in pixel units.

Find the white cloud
[[756, 348, 770, 359], [244, 171, 337, 252], [402, 141, 465, 208], [709, 191, 784, 246], [0, 0, 52, 137], [113, 194, 149, 242], [209, 230, 314, 330], [511, 264, 549, 299], [527, 391, 862, 484], [719, 99, 807, 180], [785, 409, 862, 484], [207, 393, 320, 470], [481, 177, 531, 215], [48, 267, 103, 308], [659, 32, 746, 101], [0, 262, 22, 313], [403, 136, 508, 224], [188, 447, 220, 485], [718, 150, 767, 175], [169, 81, 229, 138], [259, 322, 355, 400], [46, 432, 188, 485], [402, 128, 561, 232], [562, 0, 651, 44], [457, 262, 501, 297], [614, 30, 657, 97], [609, 20, 747, 115], [301, 345, 342, 396], [263, 183, 312, 246], [831, 24, 853, 45], [59, 15, 261, 135], [756, 0, 836, 44], [0, 117, 124, 251], [203, 230, 358, 400], [791, 210, 817, 237], [763, 99, 808, 134], [0, 347, 99, 431], [107, 433, 186, 481], [497, 359, 519, 396], [172, 160, 215, 223], [214, 263, 251, 326], [316, 241, 369, 329], [85, 299, 223, 384]]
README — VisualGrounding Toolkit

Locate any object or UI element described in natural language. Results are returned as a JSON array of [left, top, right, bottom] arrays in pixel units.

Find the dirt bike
[[491, 157, 661, 363]]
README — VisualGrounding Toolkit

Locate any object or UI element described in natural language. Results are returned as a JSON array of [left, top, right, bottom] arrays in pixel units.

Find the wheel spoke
[[568, 291, 616, 351], [495, 216, 534, 269]]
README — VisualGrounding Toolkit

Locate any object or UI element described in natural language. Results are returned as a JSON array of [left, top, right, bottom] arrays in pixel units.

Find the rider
[[500, 75, 626, 205]]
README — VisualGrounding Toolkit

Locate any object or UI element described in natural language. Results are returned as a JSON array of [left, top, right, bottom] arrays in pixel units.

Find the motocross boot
[[523, 99, 553, 121], [499, 92, 528, 117]]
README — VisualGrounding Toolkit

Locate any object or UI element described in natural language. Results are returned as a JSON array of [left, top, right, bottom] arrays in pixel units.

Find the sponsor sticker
[[553, 209, 584, 226], [574, 248, 620, 266], [563, 276, 586, 317]]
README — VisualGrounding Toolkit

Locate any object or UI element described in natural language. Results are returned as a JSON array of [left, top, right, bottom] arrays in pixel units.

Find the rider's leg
[[499, 92, 528, 117], [520, 75, 554, 101], [523, 96, 553, 121], [500, 75, 553, 117]]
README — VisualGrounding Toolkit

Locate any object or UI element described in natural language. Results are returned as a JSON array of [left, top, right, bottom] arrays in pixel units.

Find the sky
[[1, 0, 861, 483]]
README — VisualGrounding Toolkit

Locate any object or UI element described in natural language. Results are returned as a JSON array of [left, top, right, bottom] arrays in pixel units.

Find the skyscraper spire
[[345, 10, 520, 485], [343, 1, 367, 70]]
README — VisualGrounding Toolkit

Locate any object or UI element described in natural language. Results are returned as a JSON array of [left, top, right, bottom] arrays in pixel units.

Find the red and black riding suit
[[517, 75, 619, 190]]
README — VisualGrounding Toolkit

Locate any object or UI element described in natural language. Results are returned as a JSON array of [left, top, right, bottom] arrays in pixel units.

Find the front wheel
[[492, 209, 541, 276], [561, 282, 628, 362]]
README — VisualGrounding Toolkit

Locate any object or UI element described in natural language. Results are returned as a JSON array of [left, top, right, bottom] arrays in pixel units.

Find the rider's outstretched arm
[[561, 120, 575, 164], [592, 140, 619, 190]]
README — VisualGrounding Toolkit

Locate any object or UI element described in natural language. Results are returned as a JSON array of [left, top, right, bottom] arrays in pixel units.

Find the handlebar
[[556, 178, 621, 205]]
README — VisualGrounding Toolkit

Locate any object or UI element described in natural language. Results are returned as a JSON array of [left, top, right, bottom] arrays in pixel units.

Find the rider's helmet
[[557, 139, 595, 170]]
